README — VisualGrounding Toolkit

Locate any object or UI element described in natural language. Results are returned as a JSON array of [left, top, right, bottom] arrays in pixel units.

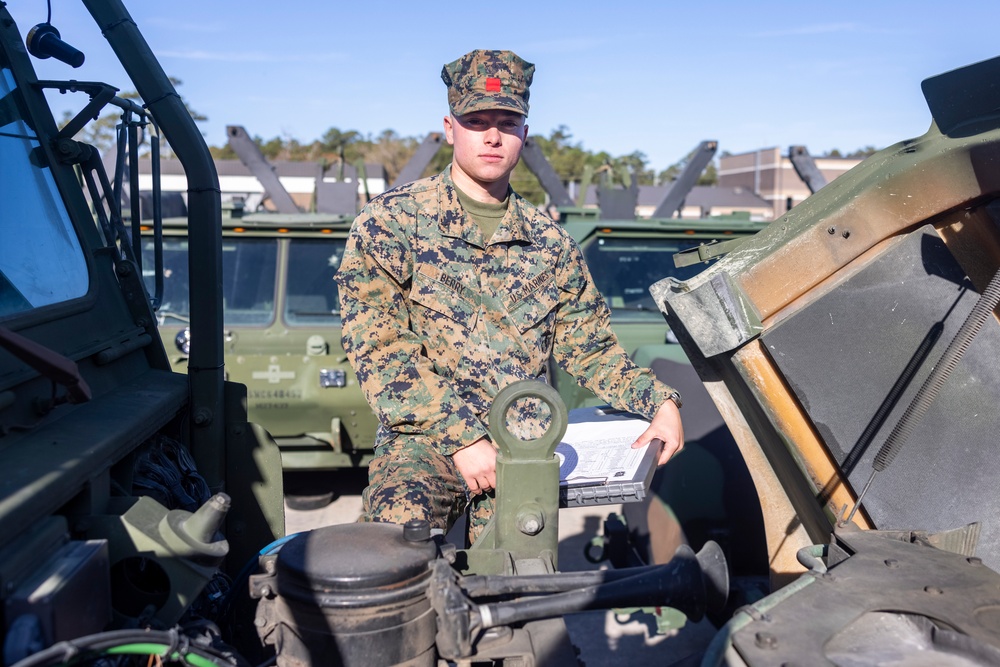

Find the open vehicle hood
[[653, 55, 1000, 581]]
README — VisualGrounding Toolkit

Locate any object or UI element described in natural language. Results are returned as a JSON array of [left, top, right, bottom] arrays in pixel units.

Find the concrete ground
[[283, 469, 718, 666]]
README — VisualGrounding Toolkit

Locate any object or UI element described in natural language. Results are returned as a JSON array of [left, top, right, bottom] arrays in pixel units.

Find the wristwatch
[[667, 390, 683, 409]]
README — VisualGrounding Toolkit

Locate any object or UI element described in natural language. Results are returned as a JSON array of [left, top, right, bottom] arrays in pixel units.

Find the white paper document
[[556, 417, 653, 486]]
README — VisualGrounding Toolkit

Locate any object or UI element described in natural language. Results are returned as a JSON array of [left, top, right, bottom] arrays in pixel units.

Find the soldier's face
[[444, 110, 527, 193]]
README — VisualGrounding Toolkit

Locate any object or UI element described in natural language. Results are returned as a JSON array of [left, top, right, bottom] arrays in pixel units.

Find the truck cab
[[0, 1, 282, 657]]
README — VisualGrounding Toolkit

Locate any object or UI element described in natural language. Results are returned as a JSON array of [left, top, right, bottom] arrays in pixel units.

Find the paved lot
[[283, 469, 717, 666]]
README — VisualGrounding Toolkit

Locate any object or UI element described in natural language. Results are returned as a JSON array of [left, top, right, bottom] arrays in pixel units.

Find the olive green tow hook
[[481, 380, 568, 569]]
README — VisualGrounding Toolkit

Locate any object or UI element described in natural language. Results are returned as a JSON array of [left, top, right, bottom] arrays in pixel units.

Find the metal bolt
[[136, 318, 148, 328], [254, 617, 266, 627], [884, 559, 898, 568], [193, 408, 213, 426], [264, 559, 276, 574], [827, 227, 836, 235], [260, 585, 273, 598], [924, 586, 943, 595], [755, 632, 778, 650], [116, 263, 132, 276], [842, 230, 851, 239], [517, 511, 544, 536]]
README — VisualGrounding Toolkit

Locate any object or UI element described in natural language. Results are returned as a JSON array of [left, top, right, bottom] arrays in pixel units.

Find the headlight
[[319, 369, 346, 388], [175, 328, 191, 355]]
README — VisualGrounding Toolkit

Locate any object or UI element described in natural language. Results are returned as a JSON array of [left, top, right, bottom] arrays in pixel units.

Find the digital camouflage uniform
[[335, 167, 675, 540], [334, 49, 675, 542]]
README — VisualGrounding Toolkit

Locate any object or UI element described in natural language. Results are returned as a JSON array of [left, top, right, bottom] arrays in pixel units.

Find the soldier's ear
[[443, 114, 455, 145]]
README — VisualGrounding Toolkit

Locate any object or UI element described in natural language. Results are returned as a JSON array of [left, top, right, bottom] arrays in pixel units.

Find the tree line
[[207, 124, 720, 206], [65, 80, 880, 207]]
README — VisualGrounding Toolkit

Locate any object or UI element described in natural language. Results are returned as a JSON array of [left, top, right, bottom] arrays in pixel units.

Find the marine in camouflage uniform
[[335, 49, 682, 542]]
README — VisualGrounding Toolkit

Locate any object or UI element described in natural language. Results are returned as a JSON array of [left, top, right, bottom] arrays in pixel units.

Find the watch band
[[667, 390, 683, 409]]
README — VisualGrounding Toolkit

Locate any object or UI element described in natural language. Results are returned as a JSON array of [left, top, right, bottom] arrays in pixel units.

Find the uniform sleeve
[[550, 237, 675, 420], [334, 200, 489, 455]]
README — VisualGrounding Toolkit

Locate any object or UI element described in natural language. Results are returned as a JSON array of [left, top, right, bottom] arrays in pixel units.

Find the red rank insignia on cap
[[485, 77, 501, 92]]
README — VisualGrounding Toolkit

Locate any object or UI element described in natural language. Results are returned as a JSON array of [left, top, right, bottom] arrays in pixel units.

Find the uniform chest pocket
[[410, 266, 479, 330], [506, 278, 560, 333]]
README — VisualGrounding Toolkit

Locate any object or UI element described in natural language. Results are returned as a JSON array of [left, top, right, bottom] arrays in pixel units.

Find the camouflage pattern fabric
[[362, 434, 496, 544], [441, 49, 534, 116], [335, 167, 675, 539]]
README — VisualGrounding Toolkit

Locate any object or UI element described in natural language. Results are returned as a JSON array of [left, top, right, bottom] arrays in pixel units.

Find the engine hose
[[795, 543, 829, 574], [701, 575, 818, 667], [9, 628, 241, 667], [872, 266, 1000, 473]]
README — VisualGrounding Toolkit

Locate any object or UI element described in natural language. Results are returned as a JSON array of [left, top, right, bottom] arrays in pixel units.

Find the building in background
[[134, 158, 387, 215], [578, 183, 772, 221], [637, 184, 772, 220], [718, 148, 862, 219]]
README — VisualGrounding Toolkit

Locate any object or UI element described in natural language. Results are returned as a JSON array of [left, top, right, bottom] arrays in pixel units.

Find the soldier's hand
[[631, 400, 684, 466], [452, 438, 497, 495]]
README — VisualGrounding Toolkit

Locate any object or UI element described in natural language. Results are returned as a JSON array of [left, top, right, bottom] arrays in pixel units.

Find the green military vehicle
[[143, 132, 764, 509], [8, 1, 1000, 663], [644, 53, 1000, 665], [143, 209, 374, 503], [551, 212, 765, 411], [518, 137, 767, 410], [0, 0, 284, 659], [0, 2, 728, 663]]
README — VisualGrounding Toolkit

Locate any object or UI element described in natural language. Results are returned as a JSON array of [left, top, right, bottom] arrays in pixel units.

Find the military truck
[[8, 0, 1000, 664], [143, 209, 374, 506], [0, 0, 284, 660], [644, 53, 1000, 665], [138, 122, 397, 507], [143, 131, 764, 510], [0, 3, 729, 665], [551, 213, 765, 410]]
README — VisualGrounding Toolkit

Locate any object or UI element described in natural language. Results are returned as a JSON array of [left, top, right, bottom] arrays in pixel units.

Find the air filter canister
[[253, 521, 439, 667]]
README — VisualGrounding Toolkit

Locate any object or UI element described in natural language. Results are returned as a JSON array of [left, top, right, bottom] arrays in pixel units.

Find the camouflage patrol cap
[[441, 49, 534, 116]]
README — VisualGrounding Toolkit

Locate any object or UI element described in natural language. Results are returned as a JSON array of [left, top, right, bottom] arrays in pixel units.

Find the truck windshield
[[0, 67, 89, 317], [144, 237, 277, 326], [283, 238, 345, 325], [584, 236, 706, 313]]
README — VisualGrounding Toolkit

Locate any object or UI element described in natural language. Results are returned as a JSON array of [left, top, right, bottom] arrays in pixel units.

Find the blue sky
[[8, 1, 1000, 170]]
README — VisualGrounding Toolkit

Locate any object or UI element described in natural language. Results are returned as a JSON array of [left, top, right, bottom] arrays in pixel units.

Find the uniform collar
[[438, 166, 533, 246]]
